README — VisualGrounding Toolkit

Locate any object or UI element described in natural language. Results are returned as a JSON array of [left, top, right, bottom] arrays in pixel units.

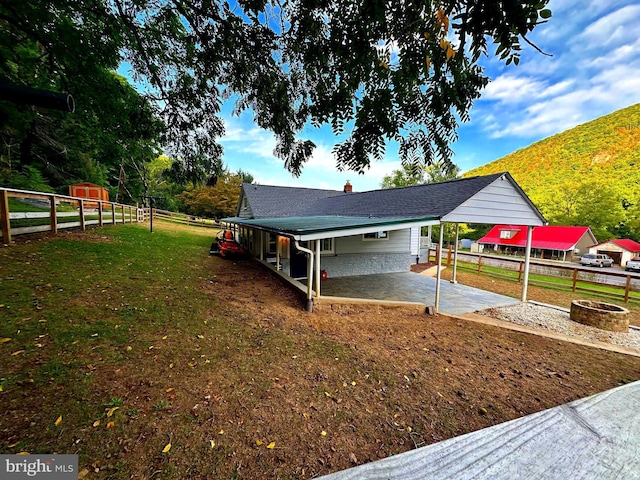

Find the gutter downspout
[[294, 239, 315, 312], [315, 240, 321, 303]]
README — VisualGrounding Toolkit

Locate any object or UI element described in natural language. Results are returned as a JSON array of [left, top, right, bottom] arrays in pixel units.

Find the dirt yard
[[3, 229, 640, 479], [139, 256, 640, 478]]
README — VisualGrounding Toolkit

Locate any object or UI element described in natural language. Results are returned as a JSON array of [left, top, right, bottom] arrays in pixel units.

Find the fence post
[[79, 199, 86, 231], [446, 245, 452, 267], [517, 261, 524, 283], [624, 275, 631, 303], [111, 203, 116, 225], [0, 189, 11, 244], [98, 201, 104, 226], [572, 269, 578, 292], [49, 194, 58, 234], [121, 205, 125, 224], [477, 255, 482, 274]]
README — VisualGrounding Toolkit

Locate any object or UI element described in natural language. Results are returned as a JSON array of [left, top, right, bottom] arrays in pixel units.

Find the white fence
[[0, 187, 144, 244]]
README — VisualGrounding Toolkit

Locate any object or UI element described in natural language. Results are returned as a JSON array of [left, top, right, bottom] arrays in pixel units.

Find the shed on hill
[[477, 225, 596, 262], [588, 239, 640, 266], [69, 182, 109, 205]]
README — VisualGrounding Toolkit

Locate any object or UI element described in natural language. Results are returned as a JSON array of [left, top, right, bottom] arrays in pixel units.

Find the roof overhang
[[221, 215, 439, 241]]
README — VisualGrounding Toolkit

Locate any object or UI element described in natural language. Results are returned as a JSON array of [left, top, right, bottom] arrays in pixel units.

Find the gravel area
[[479, 302, 640, 353]]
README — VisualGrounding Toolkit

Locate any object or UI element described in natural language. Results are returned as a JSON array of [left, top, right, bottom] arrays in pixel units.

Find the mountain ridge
[[464, 103, 640, 240]]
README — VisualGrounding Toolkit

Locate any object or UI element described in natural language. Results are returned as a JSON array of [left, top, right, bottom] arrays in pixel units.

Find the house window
[[267, 233, 277, 255], [319, 238, 334, 254], [363, 231, 389, 241]]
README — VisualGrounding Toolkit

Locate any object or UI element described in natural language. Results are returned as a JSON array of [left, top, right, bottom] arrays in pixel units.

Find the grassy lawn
[[1, 222, 640, 479]]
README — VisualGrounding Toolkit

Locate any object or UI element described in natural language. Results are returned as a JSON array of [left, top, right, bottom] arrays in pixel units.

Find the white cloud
[[482, 76, 544, 102], [577, 4, 640, 49]]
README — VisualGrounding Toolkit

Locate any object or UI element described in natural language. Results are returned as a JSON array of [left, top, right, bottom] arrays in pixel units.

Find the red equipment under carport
[[210, 229, 247, 258]]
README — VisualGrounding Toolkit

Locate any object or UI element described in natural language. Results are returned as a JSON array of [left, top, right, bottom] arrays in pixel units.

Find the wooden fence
[[433, 247, 640, 304], [145, 208, 219, 228], [0, 187, 144, 244]]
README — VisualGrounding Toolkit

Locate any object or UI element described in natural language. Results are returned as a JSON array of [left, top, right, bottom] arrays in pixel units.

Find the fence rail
[[434, 248, 640, 304], [0, 187, 144, 244], [145, 208, 219, 228]]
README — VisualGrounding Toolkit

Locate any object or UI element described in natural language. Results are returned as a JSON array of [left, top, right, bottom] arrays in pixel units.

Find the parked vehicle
[[625, 257, 640, 272], [580, 253, 614, 267]]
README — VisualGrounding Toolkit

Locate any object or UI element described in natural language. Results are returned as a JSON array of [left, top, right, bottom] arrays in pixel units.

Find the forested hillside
[[465, 103, 640, 241]]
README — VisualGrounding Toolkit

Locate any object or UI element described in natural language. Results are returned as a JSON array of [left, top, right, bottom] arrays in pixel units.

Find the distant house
[[477, 225, 597, 262], [69, 182, 109, 206], [588, 239, 640, 266], [222, 172, 547, 311]]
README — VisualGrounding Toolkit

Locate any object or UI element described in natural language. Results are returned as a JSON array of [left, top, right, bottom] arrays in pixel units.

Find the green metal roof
[[222, 215, 437, 238]]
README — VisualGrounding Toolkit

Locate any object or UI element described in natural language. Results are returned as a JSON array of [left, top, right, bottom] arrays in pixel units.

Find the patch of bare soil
[[103, 258, 640, 479]]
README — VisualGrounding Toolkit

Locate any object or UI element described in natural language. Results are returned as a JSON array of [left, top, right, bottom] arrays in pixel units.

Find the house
[[588, 239, 640, 266], [69, 182, 109, 207], [477, 225, 597, 262], [222, 172, 546, 311]]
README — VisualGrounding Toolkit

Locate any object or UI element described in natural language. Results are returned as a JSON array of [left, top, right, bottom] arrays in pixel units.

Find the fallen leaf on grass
[[255, 440, 263, 446], [8, 441, 20, 448], [162, 443, 171, 453], [0, 337, 11, 343], [266, 442, 275, 449], [165, 388, 174, 393], [321, 431, 327, 436], [11, 350, 25, 356], [210, 440, 215, 449], [55, 416, 62, 426], [218, 429, 224, 435], [93, 420, 100, 427], [197, 335, 204, 339], [106, 421, 115, 429], [106, 407, 119, 417], [162, 336, 168, 340], [78, 468, 90, 479]]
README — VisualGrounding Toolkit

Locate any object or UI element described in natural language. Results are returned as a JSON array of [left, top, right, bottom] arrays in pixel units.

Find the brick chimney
[[343, 181, 352, 193]]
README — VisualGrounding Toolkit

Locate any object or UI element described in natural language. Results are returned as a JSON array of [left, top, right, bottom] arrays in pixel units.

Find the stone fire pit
[[570, 300, 629, 333]]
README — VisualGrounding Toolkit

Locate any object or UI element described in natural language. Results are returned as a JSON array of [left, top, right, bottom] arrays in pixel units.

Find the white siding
[[410, 227, 420, 255], [335, 229, 410, 255], [443, 176, 545, 226]]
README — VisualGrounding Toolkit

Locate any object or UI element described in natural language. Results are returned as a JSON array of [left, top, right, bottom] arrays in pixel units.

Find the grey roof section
[[308, 173, 507, 218], [239, 173, 538, 222], [239, 184, 344, 218], [320, 379, 640, 480]]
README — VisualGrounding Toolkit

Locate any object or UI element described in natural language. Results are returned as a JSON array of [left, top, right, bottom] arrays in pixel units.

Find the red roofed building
[[588, 239, 640, 267], [477, 225, 597, 262]]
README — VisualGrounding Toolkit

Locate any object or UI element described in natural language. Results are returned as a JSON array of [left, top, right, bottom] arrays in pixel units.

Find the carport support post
[[315, 239, 321, 302], [434, 223, 445, 313], [451, 223, 460, 284], [521, 226, 533, 302]]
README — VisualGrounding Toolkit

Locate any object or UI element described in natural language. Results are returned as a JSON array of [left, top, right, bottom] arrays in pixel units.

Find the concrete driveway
[[318, 272, 520, 315]]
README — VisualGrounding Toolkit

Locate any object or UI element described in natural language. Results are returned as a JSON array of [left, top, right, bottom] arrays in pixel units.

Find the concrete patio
[[317, 272, 521, 315]]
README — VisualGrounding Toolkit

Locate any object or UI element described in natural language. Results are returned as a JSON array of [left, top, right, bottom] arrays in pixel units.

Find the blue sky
[[219, 0, 640, 192]]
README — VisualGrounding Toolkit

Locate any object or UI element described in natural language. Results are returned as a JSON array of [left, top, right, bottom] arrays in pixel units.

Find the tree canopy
[[0, 0, 552, 186], [381, 161, 460, 189]]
